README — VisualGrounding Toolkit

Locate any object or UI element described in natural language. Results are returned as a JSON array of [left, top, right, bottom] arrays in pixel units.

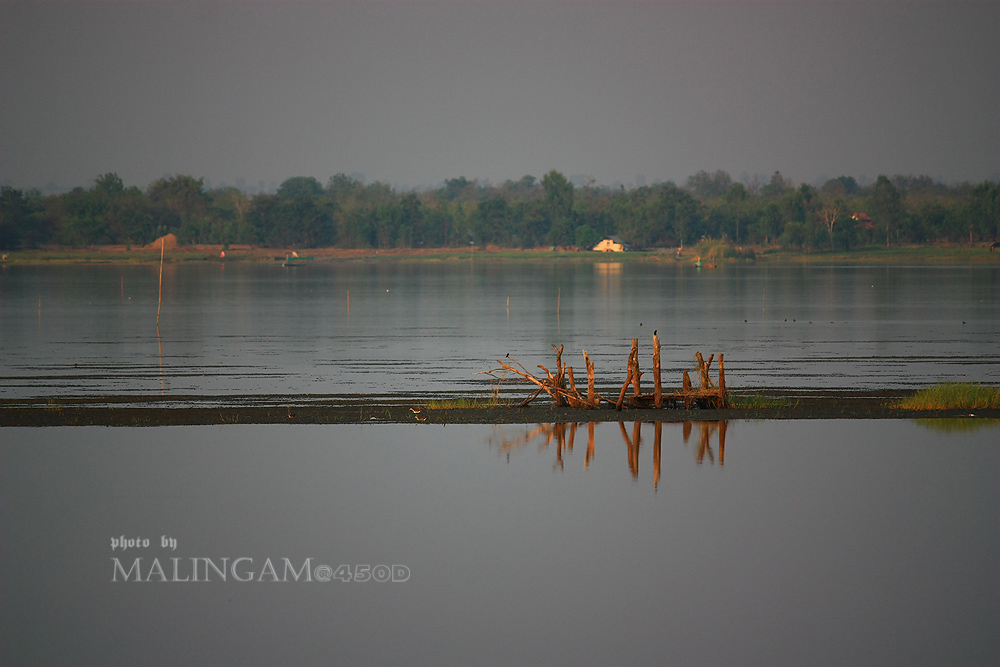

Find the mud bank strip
[[2, 392, 998, 426]]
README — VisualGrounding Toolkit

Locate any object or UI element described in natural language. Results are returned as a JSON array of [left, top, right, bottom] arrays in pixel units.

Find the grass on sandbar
[[424, 398, 501, 410], [728, 393, 793, 409], [894, 383, 1000, 410]]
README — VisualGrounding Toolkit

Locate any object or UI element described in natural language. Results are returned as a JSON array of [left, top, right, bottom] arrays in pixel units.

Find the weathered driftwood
[[653, 333, 662, 408], [488, 338, 728, 410]]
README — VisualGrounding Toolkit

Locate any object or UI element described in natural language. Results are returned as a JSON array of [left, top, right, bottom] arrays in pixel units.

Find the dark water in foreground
[[1, 262, 998, 400], [2, 420, 997, 665]]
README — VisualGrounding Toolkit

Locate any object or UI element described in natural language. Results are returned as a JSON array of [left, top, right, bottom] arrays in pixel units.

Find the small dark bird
[[653, 329, 657, 336], [639, 322, 643, 326], [506, 353, 510, 358]]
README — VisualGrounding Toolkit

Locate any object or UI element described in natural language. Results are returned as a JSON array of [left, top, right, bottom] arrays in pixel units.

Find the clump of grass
[[424, 398, 498, 410], [694, 240, 756, 262], [894, 383, 1000, 410], [728, 393, 791, 409]]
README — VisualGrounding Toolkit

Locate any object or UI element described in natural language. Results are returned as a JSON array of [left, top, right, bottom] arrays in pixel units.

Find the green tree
[[147, 175, 210, 242], [750, 202, 784, 245], [475, 196, 511, 245], [822, 176, 859, 197], [60, 186, 109, 246], [658, 184, 701, 246], [110, 187, 155, 245], [397, 192, 423, 248], [542, 170, 575, 245], [208, 187, 251, 246], [760, 171, 792, 199], [726, 183, 749, 243], [686, 169, 732, 200], [0, 186, 31, 249], [968, 181, 999, 242], [869, 175, 904, 247], [574, 223, 600, 249], [271, 176, 336, 247], [277, 176, 324, 200], [817, 197, 844, 249]]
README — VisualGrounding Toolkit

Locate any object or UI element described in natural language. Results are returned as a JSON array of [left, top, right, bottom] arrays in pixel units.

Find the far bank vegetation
[[2, 169, 998, 255]]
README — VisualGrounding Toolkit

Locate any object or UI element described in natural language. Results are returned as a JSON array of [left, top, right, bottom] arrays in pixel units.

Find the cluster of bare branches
[[486, 336, 728, 410]]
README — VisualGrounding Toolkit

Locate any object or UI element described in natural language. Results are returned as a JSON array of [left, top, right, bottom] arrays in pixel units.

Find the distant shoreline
[[3, 243, 999, 266]]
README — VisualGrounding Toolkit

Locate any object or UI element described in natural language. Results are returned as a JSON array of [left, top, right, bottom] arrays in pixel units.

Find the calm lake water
[[2, 262, 999, 664], [2, 420, 998, 665], [1, 261, 998, 401]]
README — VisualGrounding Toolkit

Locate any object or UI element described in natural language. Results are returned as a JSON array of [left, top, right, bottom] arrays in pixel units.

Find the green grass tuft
[[894, 383, 1000, 410], [424, 398, 500, 410], [728, 393, 792, 409], [693, 240, 757, 263]]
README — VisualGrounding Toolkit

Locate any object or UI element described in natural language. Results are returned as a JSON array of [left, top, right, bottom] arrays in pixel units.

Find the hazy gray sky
[[2, 0, 998, 191]]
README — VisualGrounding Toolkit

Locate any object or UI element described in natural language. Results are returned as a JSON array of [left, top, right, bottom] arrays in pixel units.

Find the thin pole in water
[[557, 287, 561, 317], [506, 296, 509, 318], [156, 237, 164, 326]]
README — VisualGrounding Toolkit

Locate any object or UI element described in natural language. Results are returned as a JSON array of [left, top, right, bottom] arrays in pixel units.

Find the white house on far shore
[[593, 237, 630, 252]]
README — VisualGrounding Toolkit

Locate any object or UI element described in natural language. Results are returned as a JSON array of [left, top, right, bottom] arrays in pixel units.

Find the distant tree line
[[2, 169, 998, 251]]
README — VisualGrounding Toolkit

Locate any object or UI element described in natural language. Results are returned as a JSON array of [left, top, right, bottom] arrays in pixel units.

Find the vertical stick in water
[[157, 324, 164, 398], [557, 287, 561, 316], [652, 332, 662, 408], [506, 295, 509, 318], [156, 237, 164, 326]]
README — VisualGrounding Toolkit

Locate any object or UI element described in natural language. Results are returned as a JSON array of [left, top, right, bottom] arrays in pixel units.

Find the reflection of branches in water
[[489, 421, 729, 487], [488, 423, 577, 455], [681, 421, 728, 465], [487, 423, 582, 471]]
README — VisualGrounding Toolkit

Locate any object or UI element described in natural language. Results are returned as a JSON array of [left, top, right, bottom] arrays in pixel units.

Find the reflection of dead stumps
[[488, 422, 584, 472], [619, 421, 643, 479], [585, 422, 596, 469], [487, 423, 553, 454], [681, 420, 727, 466], [654, 422, 662, 488], [719, 421, 726, 465], [490, 337, 728, 410], [491, 420, 728, 486]]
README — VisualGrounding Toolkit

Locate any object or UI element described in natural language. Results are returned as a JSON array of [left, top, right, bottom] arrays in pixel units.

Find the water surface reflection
[[3, 263, 998, 399], [2, 420, 998, 665], [489, 420, 728, 487]]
